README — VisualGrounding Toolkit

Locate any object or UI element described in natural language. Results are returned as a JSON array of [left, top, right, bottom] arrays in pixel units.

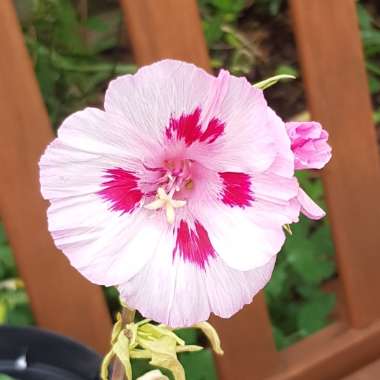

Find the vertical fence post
[[119, 1, 281, 378], [290, 0, 380, 328], [0, 0, 112, 353]]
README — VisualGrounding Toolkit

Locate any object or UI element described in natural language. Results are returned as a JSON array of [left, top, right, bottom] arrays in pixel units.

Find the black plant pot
[[0, 325, 101, 380]]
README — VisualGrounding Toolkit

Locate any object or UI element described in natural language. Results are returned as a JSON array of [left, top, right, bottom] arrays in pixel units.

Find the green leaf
[[5, 303, 34, 326], [265, 263, 288, 300], [202, 17, 224, 45], [210, 0, 245, 14], [297, 292, 335, 336], [310, 224, 334, 257], [286, 238, 335, 285], [357, 3, 373, 31], [0, 225, 6, 244], [271, 326, 286, 350], [369, 75, 380, 94], [0, 245, 17, 278], [85, 16, 109, 33], [180, 349, 218, 380], [174, 328, 199, 346], [374, 109, 380, 124]]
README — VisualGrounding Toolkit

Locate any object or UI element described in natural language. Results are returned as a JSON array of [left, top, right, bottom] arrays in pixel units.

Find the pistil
[[144, 187, 186, 224]]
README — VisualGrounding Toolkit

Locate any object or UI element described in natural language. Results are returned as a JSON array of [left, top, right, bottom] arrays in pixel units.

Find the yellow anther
[[185, 179, 194, 190], [283, 224, 293, 235]]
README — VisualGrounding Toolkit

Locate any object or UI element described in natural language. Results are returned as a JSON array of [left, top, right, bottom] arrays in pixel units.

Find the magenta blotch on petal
[[219, 172, 254, 208], [173, 220, 217, 269], [165, 108, 224, 146], [98, 168, 143, 213]]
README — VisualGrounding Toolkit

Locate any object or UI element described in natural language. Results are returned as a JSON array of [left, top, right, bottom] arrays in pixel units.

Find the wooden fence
[[1, 0, 380, 379]]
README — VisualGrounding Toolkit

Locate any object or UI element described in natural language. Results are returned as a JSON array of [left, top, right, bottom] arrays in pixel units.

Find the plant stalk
[[111, 306, 136, 380]]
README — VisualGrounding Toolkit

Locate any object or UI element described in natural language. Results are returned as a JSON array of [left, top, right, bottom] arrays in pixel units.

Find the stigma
[[144, 187, 186, 224]]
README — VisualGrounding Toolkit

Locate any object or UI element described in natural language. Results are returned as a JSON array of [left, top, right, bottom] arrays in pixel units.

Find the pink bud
[[286, 121, 332, 170]]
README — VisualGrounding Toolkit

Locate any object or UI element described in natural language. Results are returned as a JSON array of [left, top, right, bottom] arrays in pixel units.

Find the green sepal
[[254, 74, 296, 90]]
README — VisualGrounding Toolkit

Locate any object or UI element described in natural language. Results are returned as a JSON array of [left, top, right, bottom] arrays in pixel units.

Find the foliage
[[357, 2, 380, 122], [16, 0, 136, 126], [199, 0, 256, 74], [0, 225, 34, 326], [265, 173, 336, 349]]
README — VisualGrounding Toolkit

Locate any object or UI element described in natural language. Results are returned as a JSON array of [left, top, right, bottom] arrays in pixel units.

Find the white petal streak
[[191, 76, 277, 173], [119, 253, 276, 328], [57, 108, 133, 157], [195, 204, 284, 271], [48, 194, 165, 286], [39, 138, 142, 200]]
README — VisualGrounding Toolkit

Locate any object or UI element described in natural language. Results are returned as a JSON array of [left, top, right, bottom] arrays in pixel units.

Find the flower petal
[[265, 108, 295, 178], [188, 74, 277, 174], [47, 195, 166, 286], [104, 59, 215, 146], [188, 167, 300, 271], [297, 188, 326, 220], [40, 133, 165, 286], [119, 241, 276, 327], [56, 107, 157, 159], [194, 205, 285, 271]]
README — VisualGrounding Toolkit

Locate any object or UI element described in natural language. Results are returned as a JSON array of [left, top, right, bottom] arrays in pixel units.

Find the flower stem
[[111, 306, 136, 380]]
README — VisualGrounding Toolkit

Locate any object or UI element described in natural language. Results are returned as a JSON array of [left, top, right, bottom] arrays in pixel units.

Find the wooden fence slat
[[119, 1, 281, 378], [211, 294, 282, 380], [290, 0, 380, 328], [120, 0, 209, 69], [0, 0, 112, 353], [272, 319, 380, 380]]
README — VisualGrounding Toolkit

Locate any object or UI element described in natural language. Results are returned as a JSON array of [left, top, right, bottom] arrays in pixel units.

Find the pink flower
[[286, 121, 332, 170], [39, 60, 323, 327]]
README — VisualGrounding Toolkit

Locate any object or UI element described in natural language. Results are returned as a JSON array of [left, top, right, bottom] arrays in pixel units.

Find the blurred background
[[1, 0, 380, 378]]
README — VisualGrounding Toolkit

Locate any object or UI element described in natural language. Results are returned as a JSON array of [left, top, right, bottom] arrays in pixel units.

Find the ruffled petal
[[297, 188, 326, 220], [105, 61, 280, 175], [40, 128, 162, 286], [265, 108, 295, 178], [119, 230, 276, 327], [56, 107, 160, 160], [194, 205, 284, 271], [187, 165, 299, 271], [187, 73, 277, 174], [104, 59, 215, 147], [205, 256, 276, 319], [47, 193, 166, 286]]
